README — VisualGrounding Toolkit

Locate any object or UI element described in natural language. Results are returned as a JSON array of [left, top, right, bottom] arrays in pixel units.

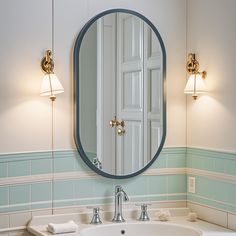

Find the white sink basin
[[81, 222, 202, 236]]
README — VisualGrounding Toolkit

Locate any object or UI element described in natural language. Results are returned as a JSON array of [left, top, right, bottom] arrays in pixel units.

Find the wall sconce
[[184, 53, 207, 100], [40, 50, 64, 101]]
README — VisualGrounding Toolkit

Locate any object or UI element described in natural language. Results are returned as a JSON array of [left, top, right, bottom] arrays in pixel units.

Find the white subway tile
[[31, 210, 52, 217], [9, 230, 29, 236], [0, 233, 9, 236], [9, 212, 31, 227], [0, 214, 9, 229], [228, 213, 236, 231], [187, 202, 227, 228]]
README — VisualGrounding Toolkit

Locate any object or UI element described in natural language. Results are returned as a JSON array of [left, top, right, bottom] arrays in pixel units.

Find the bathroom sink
[[81, 222, 202, 236]]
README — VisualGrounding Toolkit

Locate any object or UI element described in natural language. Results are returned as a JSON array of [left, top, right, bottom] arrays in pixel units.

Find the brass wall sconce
[[184, 53, 207, 100], [40, 50, 64, 101]]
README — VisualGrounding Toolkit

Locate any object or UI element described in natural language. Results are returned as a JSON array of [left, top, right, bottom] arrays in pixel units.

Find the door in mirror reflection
[[95, 13, 163, 175], [76, 10, 166, 178]]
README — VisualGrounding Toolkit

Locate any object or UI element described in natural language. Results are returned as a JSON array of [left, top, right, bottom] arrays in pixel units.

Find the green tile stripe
[[1, 146, 236, 216], [187, 147, 236, 160], [0, 147, 186, 162], [187, 174, 236, 214], [187, 147, 236, 176], [162, 147, 186, 154], [0, 147, 186, 179], [0, 173, 186, 213], [0, 193, 186, 213], [188, 194, 236, 214]]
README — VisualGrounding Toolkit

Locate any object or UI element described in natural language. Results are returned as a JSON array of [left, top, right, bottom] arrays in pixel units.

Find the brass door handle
[[109, 116, 125, 128], [109, 116, 126, 136]]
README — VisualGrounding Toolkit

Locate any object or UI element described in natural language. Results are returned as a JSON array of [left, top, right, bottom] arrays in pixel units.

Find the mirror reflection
[[76, 11, 165, 177]]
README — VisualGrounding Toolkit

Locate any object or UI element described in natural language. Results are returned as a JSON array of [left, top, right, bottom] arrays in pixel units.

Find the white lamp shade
[[40, 73, 64, 96], [184, 74, 207, 94]]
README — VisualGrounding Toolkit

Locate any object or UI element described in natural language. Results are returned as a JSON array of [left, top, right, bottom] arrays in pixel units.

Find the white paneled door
[[97, 13, 162, 175], [116, 13, 144, 175]]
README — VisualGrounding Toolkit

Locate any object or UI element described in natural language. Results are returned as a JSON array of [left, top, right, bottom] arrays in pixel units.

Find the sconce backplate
[[41, 50, 54, 74], [186, 53, 199, 74]]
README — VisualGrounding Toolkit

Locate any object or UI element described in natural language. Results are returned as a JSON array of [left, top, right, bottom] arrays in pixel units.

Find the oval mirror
[[74, 9, 166, 179]]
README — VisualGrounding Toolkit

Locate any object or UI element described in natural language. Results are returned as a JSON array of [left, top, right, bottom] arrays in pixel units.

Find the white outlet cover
[[188, 177, 196, 193]]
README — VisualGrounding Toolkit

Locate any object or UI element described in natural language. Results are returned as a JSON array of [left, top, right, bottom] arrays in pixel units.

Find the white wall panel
[[0, 0, 52, 153], [187, 0, 236, 152]]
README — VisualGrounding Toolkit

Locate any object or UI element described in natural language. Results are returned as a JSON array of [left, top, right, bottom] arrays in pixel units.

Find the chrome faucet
[[112, 185, 129, 223]]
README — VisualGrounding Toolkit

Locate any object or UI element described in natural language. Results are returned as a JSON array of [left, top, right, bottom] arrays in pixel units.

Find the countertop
[[28, 217, 236, 236]]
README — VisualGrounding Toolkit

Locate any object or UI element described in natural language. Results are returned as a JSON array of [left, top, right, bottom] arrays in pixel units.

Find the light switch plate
[[188, 176, 196, 193]]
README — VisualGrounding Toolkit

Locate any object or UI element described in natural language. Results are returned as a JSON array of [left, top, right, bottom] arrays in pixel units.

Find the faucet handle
[[136, 203, 151, 221], [89, 207, 102, 224]]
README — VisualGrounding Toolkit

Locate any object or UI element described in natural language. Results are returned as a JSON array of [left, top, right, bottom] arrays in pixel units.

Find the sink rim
[[81, 221, 202, 236]]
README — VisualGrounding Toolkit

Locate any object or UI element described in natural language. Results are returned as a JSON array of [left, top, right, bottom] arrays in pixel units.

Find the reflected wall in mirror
[[74, 9, 166, 179]]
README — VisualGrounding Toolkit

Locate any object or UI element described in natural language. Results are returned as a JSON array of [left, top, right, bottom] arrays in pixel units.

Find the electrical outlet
[[188, 177, 196, 193]]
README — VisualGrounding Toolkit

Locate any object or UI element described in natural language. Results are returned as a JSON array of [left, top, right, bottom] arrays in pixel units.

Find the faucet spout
[[112, 185, 129, 223]]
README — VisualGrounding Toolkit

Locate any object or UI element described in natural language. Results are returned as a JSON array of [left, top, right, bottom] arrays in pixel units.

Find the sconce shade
[[40, 73, 64, 96], [184, 74, 207, 95]]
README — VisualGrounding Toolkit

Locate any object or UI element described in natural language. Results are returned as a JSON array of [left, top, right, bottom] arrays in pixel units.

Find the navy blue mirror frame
[[74, 9, 166, 179]]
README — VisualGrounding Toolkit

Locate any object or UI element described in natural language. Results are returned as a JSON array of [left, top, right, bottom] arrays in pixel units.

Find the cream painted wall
[[0, 0, 53, 153], [0, 0, 187, 154], [187, 0, 236, 152]]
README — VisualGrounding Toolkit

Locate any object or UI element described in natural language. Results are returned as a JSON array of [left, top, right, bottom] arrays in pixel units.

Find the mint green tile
[[201, 157, 214, 171], [187, 155, 214, 171], [147, 175, 167, 195], [0, 186, 9, 205], [167, 194, 186, 201], [195, 176, 213, 198], [8, 161, 30, 177], [224, 160, 236, 175], [190, 156, 203, 169], [54, 180, 75, 200], [31, 159, 51, 175], [211, 180, 229, 203], [188, 194, 227, 211], [152, 153, 167, 168], [31, 182, 52, 202], [168, 175, 186, 193], [31, 202, 52, 210], [195, 176, 228, 203], [227, 183, 236, 205], [8, 204, 30, 212], [226, 205, 236, 214], [187, 154, 202, 169], [115, 176, 147, 196], [93, 178, 114, 198], [54, 157, 75, 173], [74, 179, 94, 199], [0, 163, 7, 178], [186, 155, 193, 168], [74, 158, 90, 171], [9, 185, 30, 204], [213, 158, 225, 173], [167, 153, 186, 168], [0, 206, 9, 213], [144, 195, 167, 202]]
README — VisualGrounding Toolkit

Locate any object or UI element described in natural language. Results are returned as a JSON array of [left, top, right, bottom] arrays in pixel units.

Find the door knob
[[117, 127, 125, 136]]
